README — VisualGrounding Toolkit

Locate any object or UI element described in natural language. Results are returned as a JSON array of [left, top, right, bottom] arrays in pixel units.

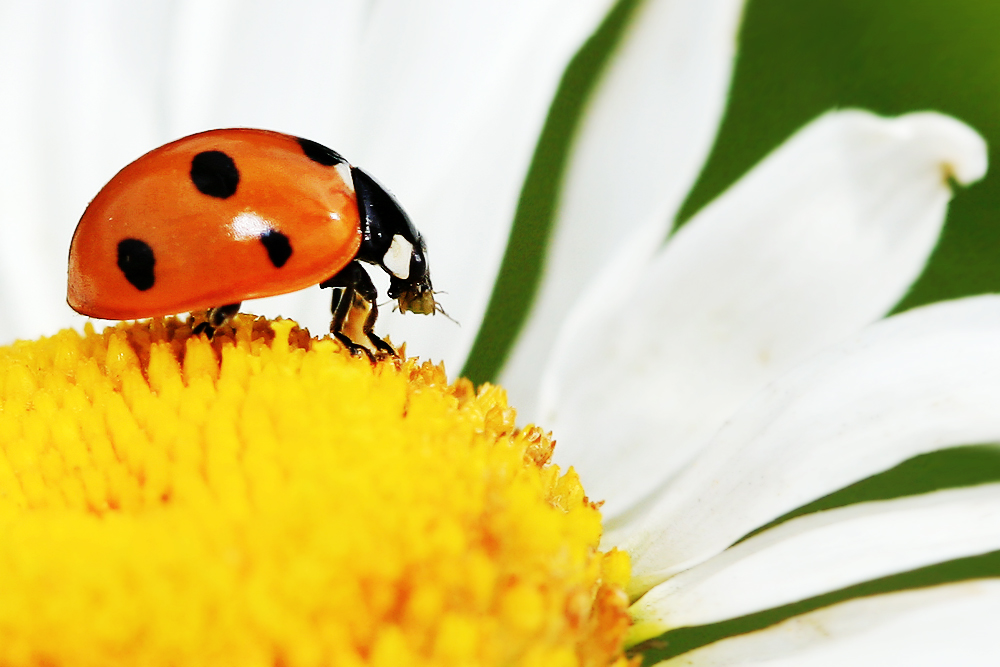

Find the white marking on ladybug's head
[[230, 211, 272, 240], [335, 162, 355, 194], [383, 234, 413, 279]]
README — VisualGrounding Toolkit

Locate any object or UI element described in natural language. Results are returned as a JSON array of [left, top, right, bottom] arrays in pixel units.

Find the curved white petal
[[621, 295, 1000, 595], [630, 484, 1000, 643], [501, 0, 746, 413], [655, 580, 1000, 667], [539, 110, 986, 524]]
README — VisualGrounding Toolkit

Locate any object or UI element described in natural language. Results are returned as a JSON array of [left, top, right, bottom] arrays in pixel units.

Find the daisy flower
[[0, 1, 998, 665]]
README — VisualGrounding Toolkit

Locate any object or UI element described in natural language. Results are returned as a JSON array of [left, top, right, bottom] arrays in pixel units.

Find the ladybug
[[67, 128, 438, 357]]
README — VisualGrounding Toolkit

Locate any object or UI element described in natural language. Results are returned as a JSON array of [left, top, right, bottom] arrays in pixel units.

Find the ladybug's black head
[[386, 235, 436, 315]]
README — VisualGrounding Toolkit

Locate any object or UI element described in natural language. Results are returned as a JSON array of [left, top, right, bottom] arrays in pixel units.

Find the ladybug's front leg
[[321, 261, 396, 359]]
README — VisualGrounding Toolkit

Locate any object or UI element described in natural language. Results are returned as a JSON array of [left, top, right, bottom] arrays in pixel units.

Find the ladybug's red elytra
[[67, 128, 439, 357]]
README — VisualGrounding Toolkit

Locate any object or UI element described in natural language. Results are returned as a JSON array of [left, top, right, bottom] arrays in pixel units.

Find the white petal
[[164, 0, 369, 137], [630, 484, 1000, 643], [331, 0, 618, 369], [621, 295, 1000, 595], [538, 110, 986, 524], [654, 580, 1000, 667], [501, 0, 746, 413]]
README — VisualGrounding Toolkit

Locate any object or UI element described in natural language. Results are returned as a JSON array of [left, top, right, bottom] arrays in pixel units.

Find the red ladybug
[[67, 128, 437, 357]]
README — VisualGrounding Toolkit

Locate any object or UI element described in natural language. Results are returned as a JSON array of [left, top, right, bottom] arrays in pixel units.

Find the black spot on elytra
[[260, 230, 292, 268], [297, 137, 345, 166], [190, 150, 239, 198], [117, 238, 156, 291]]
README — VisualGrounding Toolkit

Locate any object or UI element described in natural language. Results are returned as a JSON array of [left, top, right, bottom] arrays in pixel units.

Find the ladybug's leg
[[321, 262, 396, 358], [358, 289, 396, 356], [192, 302, 241, 338], [329, 282, 371, 359]]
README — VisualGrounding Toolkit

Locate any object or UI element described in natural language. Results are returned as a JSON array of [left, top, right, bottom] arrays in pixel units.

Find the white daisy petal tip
[[850, 109, 988, 186], [905, 111, 987, 185]]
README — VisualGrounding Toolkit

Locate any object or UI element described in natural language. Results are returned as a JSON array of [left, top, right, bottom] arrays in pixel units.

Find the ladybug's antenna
[[432, 293, 458, 325]]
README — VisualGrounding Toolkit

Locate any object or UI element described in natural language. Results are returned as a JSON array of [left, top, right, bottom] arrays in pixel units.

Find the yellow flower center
[[0, 316, 634, 667]]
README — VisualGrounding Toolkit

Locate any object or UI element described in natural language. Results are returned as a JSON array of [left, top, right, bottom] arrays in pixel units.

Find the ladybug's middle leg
[[321, 261, 396, 359]]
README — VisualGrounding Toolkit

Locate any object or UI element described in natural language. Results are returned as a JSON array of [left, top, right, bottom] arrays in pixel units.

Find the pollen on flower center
[[0, 315, 633, 667]]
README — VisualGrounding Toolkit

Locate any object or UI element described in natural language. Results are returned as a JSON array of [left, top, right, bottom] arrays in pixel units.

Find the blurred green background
[[464, 0, 1000, 662]]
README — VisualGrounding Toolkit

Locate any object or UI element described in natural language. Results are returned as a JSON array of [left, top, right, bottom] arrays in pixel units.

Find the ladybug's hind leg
[[321, 261, 396, 359], [192, 302, 242, 338]]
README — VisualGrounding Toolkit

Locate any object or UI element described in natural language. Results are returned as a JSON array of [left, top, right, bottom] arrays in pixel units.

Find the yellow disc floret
[[0, 316, 633, 667]]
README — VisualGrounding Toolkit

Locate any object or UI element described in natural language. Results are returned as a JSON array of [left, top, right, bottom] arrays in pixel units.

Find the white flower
[[3, 1, 999, 664]]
